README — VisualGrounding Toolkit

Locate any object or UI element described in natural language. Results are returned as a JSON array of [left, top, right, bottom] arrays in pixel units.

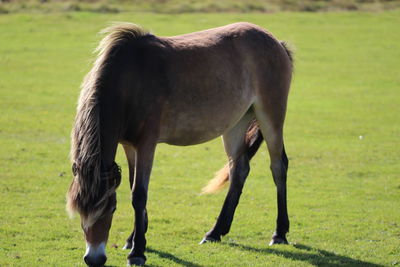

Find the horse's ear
[[114, 162, 122, 188], [72, 163, 78, 176]]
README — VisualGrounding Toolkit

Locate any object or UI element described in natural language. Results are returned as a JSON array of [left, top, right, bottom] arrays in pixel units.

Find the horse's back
[[166, 22, 270, 44]]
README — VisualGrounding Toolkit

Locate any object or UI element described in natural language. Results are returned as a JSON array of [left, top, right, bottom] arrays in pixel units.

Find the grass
[[1, 0, 400, 14], [0, 10, 399, 267]]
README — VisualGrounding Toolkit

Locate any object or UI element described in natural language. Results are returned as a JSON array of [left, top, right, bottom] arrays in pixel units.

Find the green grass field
[[2, 0, 400, 13], [0, 10, 399, 267]]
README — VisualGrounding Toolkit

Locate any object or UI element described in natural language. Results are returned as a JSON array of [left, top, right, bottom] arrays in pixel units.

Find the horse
[[66, 21, 293, 266]]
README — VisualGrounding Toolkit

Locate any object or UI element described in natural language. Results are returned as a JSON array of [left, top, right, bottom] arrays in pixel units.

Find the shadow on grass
[[226, 242, 383, 267], [147, 247, 203, 267]]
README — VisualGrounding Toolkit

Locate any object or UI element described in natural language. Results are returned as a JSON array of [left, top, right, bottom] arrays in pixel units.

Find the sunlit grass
[[0, 10, 399, 266]]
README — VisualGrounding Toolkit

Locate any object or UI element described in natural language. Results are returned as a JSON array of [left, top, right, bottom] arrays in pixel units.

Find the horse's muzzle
[[84, 242, 107, 267]]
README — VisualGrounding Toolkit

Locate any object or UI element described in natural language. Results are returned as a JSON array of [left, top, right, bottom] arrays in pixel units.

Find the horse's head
[[67, 162, 121, 267], [81, 191, 116, 266]]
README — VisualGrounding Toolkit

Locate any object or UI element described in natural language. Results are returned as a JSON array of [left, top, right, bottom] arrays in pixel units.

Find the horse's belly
[[158, 92, 254, 146], [159, 119, 234, 146]]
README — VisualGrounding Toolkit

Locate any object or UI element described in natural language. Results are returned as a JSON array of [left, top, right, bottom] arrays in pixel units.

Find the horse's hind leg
[[254, 101, 290, 245], [201, 112, 254, 243]]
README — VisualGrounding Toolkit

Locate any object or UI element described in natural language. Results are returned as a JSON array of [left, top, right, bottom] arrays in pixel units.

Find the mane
[[280, 41, 294, 65], [66, 23, 149, 227]]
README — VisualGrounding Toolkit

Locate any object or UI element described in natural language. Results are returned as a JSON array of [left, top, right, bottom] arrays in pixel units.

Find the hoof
[[127, 256, 146, 266], [269, 234, 288, 246], [122, 242, 133, 250], [199, 236, 221, 244]]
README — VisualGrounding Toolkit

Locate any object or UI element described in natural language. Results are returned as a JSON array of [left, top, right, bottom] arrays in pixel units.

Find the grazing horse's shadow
[[145, 242, 382, 267], [225, 242, 383, 267], [147, 247, 203, 267]]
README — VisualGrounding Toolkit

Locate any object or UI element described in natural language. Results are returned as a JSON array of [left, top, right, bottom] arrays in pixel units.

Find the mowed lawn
[[0, 10, 399, 267]]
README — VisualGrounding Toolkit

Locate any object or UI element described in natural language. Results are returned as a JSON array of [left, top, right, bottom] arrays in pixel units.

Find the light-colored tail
[[201, 163, 230, 194], [201, 119, 264, 194]]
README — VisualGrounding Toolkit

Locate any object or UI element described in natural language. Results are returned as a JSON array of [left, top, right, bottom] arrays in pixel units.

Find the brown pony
[[67, 22, 293, 266]]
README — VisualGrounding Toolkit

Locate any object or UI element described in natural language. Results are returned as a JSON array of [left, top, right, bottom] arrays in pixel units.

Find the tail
[[201, 119, 264, 194], [66, 23, 149, 223]]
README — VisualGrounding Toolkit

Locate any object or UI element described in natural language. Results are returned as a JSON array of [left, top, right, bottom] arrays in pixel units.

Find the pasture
[[0, 10, 399, 266]]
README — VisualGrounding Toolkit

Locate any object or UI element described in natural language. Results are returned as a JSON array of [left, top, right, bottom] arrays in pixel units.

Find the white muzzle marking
[[85, 242, 106, 259]]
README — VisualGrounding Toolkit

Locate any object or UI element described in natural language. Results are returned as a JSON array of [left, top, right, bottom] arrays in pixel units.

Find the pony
[[67, 22, 293, 266]]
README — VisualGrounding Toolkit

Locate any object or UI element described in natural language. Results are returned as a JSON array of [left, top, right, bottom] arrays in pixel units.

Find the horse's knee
[[131, 187, 147, 210]]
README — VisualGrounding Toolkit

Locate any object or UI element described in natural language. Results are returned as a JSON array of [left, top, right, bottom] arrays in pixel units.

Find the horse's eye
[[111, 207, 117, 213]]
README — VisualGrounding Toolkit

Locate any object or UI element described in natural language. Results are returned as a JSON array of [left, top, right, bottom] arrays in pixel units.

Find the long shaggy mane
[[66, 23, 149, 227]]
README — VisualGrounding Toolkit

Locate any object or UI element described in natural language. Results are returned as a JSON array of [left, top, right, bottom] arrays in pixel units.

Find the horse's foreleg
[[201, 113, 253, 243], [127, 141, 155, 266], [122, 145, 136, 250]]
